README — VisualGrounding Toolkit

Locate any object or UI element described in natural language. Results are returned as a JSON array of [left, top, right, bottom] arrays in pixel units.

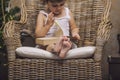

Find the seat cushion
[[16, 46, 96, 59], [16, 47, 59, 59], [65, 46, 96, 59]]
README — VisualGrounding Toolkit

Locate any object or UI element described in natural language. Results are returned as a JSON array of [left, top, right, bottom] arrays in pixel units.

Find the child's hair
[[43, 0, 66, 4]]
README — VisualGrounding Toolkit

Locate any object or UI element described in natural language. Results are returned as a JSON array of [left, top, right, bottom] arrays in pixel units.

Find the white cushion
[[16, 46, 96, 59], [65, 46, 96, 59], [16, 47, 59, 59]]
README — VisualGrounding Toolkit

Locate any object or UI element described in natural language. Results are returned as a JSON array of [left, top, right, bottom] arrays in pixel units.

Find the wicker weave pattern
[[11, 59, 101, 80], [3, 0, 112, 80]]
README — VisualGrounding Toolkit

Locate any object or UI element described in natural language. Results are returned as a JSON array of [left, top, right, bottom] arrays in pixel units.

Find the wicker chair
[[3, 0, 112, 80]]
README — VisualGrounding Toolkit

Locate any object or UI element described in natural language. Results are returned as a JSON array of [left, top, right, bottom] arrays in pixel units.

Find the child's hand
[[72, 33, 80, 40], [46, 12, 55, 27]]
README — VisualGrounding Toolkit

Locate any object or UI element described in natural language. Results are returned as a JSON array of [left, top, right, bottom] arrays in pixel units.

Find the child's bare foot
[[54, 36, 64, 53], [59, 40, 72, 58], [46, 44, 55, 52]]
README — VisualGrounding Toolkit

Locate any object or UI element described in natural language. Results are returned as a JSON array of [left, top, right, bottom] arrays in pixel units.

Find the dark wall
[[103, 0, 120, 79]]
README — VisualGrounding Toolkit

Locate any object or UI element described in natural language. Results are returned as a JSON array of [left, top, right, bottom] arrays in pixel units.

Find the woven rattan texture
[[10, 59, 101, 80]]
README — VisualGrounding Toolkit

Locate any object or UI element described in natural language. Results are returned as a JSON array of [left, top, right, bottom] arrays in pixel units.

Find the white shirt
[[39, 7, 70, 37]]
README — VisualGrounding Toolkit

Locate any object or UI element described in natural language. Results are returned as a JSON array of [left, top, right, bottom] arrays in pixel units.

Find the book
[[36, 37, 59, 46]]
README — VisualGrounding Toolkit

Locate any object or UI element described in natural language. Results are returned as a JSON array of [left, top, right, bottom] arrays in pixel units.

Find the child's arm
[[35, 12, 54, 38], [69, 11, 80, 40]]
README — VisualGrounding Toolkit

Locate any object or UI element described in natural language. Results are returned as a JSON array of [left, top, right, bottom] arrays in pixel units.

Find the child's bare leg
[[54, 36, 64, 52], [59, 40, 72, 58]]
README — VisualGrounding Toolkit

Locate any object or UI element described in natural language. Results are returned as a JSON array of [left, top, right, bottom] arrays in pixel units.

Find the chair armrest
[[94, 0, 112, 61], [3, 20, 22, 61], [94, 19, 112, 61], [94, 38, 106, 62]]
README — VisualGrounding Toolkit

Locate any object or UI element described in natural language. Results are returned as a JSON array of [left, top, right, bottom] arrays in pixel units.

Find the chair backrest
[[13, 0, 109, 47]]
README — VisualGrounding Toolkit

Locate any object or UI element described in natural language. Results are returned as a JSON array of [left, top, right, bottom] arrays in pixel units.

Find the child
[[35, 0, 80, 58]]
